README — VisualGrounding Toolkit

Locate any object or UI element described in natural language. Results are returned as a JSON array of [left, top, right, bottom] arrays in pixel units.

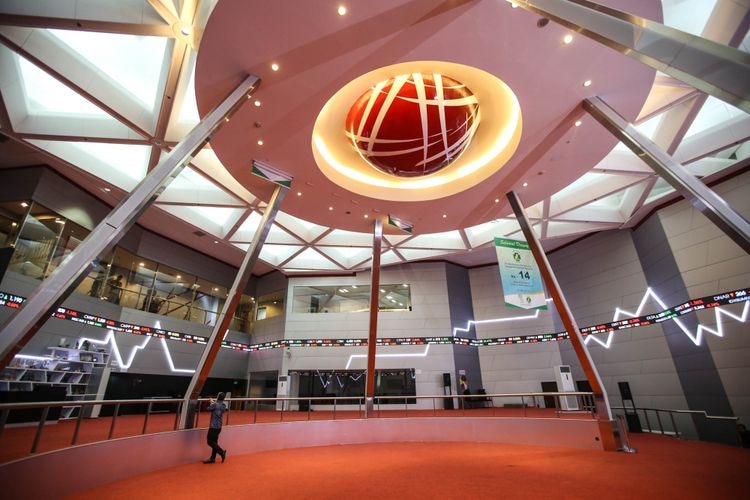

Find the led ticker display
[[1, 287, 747, 351]]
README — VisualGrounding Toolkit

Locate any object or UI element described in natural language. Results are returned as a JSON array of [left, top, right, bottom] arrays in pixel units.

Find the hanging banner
[[494, 237, 547, 310]]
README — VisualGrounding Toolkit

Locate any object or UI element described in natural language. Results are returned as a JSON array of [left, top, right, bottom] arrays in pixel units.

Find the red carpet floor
[[66, 434, 750, 500]]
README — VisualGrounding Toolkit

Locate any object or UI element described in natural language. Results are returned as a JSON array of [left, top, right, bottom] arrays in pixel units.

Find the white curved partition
[[0, 417, 603, 498]]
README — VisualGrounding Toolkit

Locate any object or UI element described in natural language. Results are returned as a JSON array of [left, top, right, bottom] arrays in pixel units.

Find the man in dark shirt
[[203, 392, 228, 463]]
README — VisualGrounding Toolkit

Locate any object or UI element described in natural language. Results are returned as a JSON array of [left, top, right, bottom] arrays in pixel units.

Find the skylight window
[[18, 56, 107, 116], [662, 0, 716, 36], [684, 96, 746, 139], [48, 29, 167, 109], [178, 60, 200, 123]]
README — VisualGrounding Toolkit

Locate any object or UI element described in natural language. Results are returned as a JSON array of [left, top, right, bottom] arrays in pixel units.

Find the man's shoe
[[220, 450, 227, 463], [203, 459, 215, 464]]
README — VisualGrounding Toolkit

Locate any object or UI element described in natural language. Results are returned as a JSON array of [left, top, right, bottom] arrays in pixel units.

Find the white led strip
[[79, 320, 195, 373], [22, 288, 744, 373], [345, 346, 431, 369], [585, 287, 750, 348]]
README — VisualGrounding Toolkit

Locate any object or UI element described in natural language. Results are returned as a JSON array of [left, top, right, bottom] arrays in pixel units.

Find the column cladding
[[632, 215, 733, 442], [446, 263, 483, 393]]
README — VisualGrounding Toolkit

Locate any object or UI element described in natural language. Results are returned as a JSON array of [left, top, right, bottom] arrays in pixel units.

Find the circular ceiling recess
[[345, 73, 479, 178], [312, 61, 523, 202]]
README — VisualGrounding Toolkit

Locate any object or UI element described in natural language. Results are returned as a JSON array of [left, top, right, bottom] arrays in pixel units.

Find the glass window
[[292, 284, 411, 313], [0, 201, 26, 249], [292, 368, 416, 405], [256, 290, 285, 320], [8, 202, 64, 279], [45, 217, 89, 276]]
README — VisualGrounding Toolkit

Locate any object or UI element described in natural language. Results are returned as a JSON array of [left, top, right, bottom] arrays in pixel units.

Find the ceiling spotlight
[[522, 182, 528, 187], [297, 192, 302, 196], [364, 214, 369, 218], [176, 275, 181, 279], [338, 5, 347, 16], [257, 139, 264, 146], [254, 100, 261, 107], [494, 198, 500, 203], [271, 63, 279, 71], [103, 187, 111, 192], [575, 120, 582, 127], [21, 202, 29, 208], [11, 222, 17, 227], [563, 34, 573, 44], [214, 240, 219, 244], [138, 262, 145, 266], [583, 80, 592, 87], [442, 214, 447, 218], [329, 206, 334, 211]]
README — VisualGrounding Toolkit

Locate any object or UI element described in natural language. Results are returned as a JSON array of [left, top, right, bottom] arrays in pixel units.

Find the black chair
[[476, 389, 491, 408]]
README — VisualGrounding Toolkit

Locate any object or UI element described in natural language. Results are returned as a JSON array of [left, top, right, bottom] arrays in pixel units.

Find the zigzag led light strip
[[0, 287, 748, 361]]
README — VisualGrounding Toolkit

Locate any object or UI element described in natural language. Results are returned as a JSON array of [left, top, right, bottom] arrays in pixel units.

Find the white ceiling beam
[[0, 14, 174, 36]]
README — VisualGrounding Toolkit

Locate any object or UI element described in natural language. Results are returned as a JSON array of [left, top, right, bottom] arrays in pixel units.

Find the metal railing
[[611, 405, 739, 438], [0, 392, 597, 459]]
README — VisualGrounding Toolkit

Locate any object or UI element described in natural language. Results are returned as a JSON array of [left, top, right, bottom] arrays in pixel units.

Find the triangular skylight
[[283, 248, 342, 270], [259, 245, 305, 266], [229, 214, 303, 245], [662, 0, 716, 36], [158, 205, 245, 237], [464, 219, 520, 248], [645, 178, 676, 204], [399, 230, 465, 250], [383, 234, 413, 246], [397, 248, 454, 261], [546, 221, 619, 238], [379, 250, 401, 267], [316, 229, 375, 246], [27, 140, 149, 191], [49, 29, 167, 110], [18, 55, 107, 117], [684, 96, 746, 140], [317, 246, 373, 269], [158, 166, 243, 205], [274, 212, 330, 242]]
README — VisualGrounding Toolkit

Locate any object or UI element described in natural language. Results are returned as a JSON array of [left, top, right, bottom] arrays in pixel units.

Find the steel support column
[[507, 191, 618, 451], [511, 0, 750, 113], [364, 218, 383, 416], [0, 75, 261, 370], [584, 96, 750, 254], [179, 183, 289, 429]]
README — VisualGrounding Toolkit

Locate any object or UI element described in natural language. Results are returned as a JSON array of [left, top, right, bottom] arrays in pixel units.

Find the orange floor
[[66, 434, 750, 500]]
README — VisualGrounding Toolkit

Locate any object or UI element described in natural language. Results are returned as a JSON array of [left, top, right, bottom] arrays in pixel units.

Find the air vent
[[193, 230, 206, 237]]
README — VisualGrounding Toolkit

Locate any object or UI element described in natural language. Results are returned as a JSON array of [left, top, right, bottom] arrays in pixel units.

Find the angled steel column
[[584, 96, 750, 254], [180, 183, 288, 429], [364, 218, 383, 416], [507, 191, 618, 451], [511, 0, 750, 113], [0, 74, 261, 370]]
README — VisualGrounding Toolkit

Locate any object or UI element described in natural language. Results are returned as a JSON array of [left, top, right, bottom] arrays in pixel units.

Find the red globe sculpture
[[345, 73, 480, 177]]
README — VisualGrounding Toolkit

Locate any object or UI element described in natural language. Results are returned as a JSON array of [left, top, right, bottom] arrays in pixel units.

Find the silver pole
[[584, 96, 750, 254], [513, 0, 750, 113], [179, 182, 289, 429], [0, 75, 261, 368]]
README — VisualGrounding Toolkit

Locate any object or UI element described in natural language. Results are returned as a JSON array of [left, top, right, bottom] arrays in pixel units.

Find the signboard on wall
[[494, 237, 547, 310]]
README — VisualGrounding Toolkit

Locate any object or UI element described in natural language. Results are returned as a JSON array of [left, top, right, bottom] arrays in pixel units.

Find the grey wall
[[446, 262, 482, 393]]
